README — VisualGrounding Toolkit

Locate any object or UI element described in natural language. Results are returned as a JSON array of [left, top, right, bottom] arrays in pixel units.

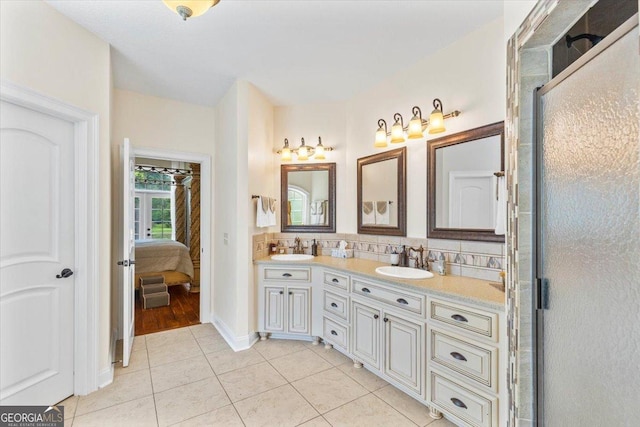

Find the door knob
[[56, 268, 74, 279]]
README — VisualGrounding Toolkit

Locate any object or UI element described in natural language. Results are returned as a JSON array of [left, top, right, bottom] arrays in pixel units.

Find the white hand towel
[[375, 201, 390, 225], [362, 201, 375, 225], [495, 176, 506, 235], [256, 196, 268, 227]]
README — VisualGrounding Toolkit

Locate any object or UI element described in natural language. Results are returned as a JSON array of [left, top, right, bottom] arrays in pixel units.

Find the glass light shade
[[297, 145, 309, 161], [163, 0, 218, 19], [374, 127, 388, 147], [281, 147, 292, 162], [428, 109, 445, 134], [407, 115, 424, 139], [314, 145, 326, 160], [390, 120, 405, 144]]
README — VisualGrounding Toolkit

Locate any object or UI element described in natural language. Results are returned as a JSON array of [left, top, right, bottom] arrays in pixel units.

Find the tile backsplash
[[253, 232, 505, 282]]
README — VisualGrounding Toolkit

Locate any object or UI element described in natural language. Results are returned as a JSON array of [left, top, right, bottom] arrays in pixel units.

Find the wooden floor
[[135, 284, 200, 336]]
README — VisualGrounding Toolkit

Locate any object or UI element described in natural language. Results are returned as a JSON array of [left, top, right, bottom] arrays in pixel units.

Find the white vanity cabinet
[[426, 297, 503, 427], [348, 275, 425, 398], [258, 265, 318, 340]]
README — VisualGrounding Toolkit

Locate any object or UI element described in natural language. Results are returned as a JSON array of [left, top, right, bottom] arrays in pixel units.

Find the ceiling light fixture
[[277, 137, 334, 162], [163, 0, 220, 21], [374, 98, 460, 148]]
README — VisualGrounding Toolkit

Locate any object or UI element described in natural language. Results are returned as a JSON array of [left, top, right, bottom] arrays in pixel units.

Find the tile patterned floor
[[60, 324, 458, 427]]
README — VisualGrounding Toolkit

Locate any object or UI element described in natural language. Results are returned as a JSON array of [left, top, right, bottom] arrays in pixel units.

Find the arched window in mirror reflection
[[287, 186, 309, 225]]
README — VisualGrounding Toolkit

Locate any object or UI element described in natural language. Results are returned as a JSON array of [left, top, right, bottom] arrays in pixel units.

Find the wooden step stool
[[139, 276, 170, 309]]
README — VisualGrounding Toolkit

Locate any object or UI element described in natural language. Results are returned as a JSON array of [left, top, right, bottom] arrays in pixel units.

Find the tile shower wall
[[253, 232, 505, 283]]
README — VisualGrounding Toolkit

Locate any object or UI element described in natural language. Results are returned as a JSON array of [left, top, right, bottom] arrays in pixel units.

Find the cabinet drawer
[[429, 371, 497, 427], [323, 317, 348, 352], [264, 267, 311, 282], [353, 279, 425, 317], [430, 329, 497, 390], [429, 299, 497, 341], [324, 290, 349, 321], [324, 270, 349, 291]]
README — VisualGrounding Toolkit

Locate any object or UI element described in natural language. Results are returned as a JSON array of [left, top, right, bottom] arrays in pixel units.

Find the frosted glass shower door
[[536, 19, 639, 426]]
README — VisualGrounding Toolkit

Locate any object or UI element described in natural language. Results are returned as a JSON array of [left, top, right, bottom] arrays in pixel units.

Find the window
[[135, 193, 174, 240], [134, 197, 141, 240], [287, 187, 308, 225]]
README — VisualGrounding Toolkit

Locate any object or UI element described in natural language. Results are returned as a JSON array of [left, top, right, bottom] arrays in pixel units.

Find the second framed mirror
[[357, 147, 406, 236]]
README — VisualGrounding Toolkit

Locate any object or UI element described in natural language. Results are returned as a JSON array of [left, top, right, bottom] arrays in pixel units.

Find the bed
[[134, 239, 194, 289]]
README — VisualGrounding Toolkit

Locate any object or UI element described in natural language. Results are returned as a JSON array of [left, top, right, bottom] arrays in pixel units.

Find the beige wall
[[0, 0, 113, 377], [273, 18, 506, 239], [214, 81, 275, 339]]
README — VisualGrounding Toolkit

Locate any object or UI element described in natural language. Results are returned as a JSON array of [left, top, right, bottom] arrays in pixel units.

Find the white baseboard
[[210, 314, 258, 352], [97, 365, 114, 389], [97, 328, 118, 389]]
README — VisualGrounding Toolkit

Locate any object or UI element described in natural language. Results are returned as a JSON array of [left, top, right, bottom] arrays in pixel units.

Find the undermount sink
[[375, 266, 434, 280], [270, 254, 315, 261]]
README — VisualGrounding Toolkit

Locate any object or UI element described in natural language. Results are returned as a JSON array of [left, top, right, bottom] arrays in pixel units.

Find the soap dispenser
[[398, 245, 407, 267], [311, 239, 318, 256]]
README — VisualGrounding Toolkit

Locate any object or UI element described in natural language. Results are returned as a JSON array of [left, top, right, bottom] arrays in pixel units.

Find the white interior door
[[0, 100, 75, 405], [448, 171, 495, 228], [120, 138, 135, 367]]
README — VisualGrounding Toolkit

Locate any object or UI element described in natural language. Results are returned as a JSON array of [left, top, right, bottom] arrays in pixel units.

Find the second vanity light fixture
[[277, 137, 334, 162], [375, 98, 461, 148]]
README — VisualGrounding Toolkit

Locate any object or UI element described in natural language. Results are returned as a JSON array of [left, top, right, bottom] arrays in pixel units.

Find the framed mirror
[[281, 163, 336, 233], [357, 147, 406, 236], [427, 121, 505, 242]]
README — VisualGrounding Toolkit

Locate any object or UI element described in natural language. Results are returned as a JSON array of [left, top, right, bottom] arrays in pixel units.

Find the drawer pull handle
[[373, 314, 379, 319], [331, 302, 338, 308], [331, 330, 338, 336], [451, 314, 468, 322], [361, 287, 371, 293], [282, 273, 292, 277], [396, 298, 409, 305], [450, 352, 467, 361], [383, 317, 389, 322], [332, 278, 339, 283], [450, 398, 467, 409]]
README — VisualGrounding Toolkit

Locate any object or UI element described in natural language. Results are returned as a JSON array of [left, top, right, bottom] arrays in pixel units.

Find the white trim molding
[[211, 315, 259, 352], [0, 79, 101, 396]]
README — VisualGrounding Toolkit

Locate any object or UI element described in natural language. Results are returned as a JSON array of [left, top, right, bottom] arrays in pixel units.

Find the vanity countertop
[[255, 255, 505, 311]]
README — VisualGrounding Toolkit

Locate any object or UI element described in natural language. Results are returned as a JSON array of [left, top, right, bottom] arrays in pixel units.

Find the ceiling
[[46, 1, 503, 107]]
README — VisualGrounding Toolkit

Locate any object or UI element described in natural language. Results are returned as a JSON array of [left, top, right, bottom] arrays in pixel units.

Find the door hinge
[[536, 277, 550, 310]]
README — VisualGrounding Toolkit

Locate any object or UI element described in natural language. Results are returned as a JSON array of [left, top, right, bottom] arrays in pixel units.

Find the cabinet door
[[287, 287, 310, 335], [383, 312, 422, 394], [352, 301, 381, 370], [264, 287, 285, 332]]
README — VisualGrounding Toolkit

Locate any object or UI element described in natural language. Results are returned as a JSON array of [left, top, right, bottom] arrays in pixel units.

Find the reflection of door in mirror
[[435, 135, 501, 228], [287, 170, 329, 226], [361, 159, 398, 227]]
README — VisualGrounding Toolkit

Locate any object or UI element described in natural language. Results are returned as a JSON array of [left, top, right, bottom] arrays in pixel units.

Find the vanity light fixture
[[277, 137, 334, 162], [163, 0, 220, 21], [374, 98, 460, 148]]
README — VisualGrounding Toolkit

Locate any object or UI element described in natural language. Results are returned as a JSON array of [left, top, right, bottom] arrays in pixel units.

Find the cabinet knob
[[451, 314, 468, 322], [383, 317, 389, 322], [396, 298, 408, 305], [450, 398, 467, 409], [450, 352, 467, 362], [330, 330, 338, 336], [361, 287, 371, 293], [373, 314, 379, 319], [331, 302, 338, 308], [279, 290, 284, 295], [288, 291, 292, 295]]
